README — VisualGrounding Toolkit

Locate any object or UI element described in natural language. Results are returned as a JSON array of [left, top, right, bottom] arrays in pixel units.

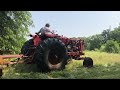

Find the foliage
[[100, 45, 105, 52], [84, 24, 120, 53], [84, 34, 104, 50], [0, 11, 33, 54], [103, 40, 120, 53], [101, 29, 111, 43], [109, 26, 120, 43]]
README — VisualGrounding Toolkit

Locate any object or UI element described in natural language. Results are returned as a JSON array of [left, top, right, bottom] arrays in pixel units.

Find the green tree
[[103, 40, 120, 53], [84, 25, 120, 53], [84, 34, 104, 50], [101, 29, 111, 43], [109, 26, 120, 43], [0, 11, 33, 54]]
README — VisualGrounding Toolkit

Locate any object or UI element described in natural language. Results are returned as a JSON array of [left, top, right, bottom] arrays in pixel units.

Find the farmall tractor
[[20, 31, 93, 72], [0, 31, 93, 75]]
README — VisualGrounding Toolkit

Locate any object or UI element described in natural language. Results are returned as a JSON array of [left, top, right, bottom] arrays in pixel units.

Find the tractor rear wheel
[[34, 38, 68, 72], [21, 39, 34, 56], [83, 57, 93, 68]]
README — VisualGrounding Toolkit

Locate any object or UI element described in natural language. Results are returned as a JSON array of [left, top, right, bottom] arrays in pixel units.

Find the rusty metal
[[0, 54, 28, 59], [0, 54, 28, 66]]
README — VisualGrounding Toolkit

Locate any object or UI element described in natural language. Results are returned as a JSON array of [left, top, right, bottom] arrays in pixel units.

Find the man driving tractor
[[37, 23, 53, 34]]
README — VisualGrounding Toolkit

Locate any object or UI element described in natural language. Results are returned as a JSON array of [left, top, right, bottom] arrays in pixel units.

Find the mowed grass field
[[1, 51, 120, 79]]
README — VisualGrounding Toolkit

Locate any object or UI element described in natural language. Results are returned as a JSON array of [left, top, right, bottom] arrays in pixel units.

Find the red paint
[[31, 35, 41, 46], [1, 33, 85, 60]]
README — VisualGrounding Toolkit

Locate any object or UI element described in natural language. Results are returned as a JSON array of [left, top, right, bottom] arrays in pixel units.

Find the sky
[[29, 11, 120, 38]]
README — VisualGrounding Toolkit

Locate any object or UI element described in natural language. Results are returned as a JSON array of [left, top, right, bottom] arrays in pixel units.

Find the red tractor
[[20, 32, 93, 72]]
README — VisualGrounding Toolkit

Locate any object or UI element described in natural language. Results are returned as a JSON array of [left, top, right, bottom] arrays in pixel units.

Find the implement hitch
[[0, 54, 28, 65], [0, 54, 28, 77]]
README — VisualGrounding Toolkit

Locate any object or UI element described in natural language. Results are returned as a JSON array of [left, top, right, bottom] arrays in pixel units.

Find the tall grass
[[85, 51, 120, 65], [1, 51, 120, 79]]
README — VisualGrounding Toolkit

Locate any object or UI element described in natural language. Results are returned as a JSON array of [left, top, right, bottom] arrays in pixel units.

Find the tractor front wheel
[[83, 57, 93, 68]]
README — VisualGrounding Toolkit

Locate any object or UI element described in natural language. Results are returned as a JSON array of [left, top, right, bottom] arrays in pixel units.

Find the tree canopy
[[0, 11, 33, 54]]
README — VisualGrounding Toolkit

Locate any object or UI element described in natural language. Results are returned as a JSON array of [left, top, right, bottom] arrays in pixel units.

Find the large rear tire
[[34, 38, 68, 72]]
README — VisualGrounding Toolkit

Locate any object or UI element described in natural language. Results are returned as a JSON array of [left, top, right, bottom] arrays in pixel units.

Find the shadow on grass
[[10, 63, 39, 73], [2, 63, 49, 79]]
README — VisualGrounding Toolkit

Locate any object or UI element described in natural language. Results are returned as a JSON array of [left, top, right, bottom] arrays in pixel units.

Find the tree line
[[84, 25, 120, 53]]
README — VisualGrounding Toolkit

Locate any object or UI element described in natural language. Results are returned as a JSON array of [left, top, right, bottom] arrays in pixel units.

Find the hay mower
[[0, 31, 93, 75]]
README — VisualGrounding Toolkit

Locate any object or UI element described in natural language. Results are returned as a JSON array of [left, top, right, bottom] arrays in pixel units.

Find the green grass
[[1, 51, 120, 79]]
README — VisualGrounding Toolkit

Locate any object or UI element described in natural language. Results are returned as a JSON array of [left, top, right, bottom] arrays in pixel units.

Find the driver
[[37, 23, 53, 34]]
